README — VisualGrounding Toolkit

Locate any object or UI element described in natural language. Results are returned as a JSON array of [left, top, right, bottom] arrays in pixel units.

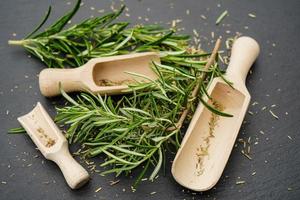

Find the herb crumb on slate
[[248, 13, 256, 18], [216, 10, 228, 25], [110, 180, 120, 186], [236, 180, 245, 185], [95, 187, 102, 193], [200, 14, 207, 20], [269, 110, 279, 119], [186, 9, 190, 15]]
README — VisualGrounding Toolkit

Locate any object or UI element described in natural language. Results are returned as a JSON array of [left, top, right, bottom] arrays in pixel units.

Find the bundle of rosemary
[[9, 0, 231, 187]]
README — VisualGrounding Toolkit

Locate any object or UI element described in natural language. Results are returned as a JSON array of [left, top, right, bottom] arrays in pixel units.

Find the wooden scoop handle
[[17, 102, 89, 189], [226, 36, 260, 83], [39, 68, 84, 97], [48, 145, 90, 189]]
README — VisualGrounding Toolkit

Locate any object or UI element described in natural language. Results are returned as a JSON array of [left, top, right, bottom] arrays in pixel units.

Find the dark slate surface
[[0, 0, 300, 199]]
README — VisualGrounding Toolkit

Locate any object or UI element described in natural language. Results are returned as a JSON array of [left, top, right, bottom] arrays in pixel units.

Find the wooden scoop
[[17, 102, 90, 189], [171, 37, 260, 191], [39, 52, 160, 97]]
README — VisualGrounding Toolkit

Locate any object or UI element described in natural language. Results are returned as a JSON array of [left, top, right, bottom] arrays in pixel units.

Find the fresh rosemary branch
[[9, 0, 233, 187], [167, 38, 223, 131], [8, 0, 190, 68]]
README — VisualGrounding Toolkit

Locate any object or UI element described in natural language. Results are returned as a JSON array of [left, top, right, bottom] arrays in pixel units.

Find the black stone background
[[0, 0, 299, 199]]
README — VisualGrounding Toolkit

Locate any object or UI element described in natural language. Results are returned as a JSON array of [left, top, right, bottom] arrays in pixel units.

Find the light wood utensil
[[39, 52, 160, 97], [171, 37, 260, 191], [18, 102, 90, 189]]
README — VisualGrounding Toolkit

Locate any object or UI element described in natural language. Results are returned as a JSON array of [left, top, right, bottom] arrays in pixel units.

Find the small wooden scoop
[[39, 52, 160, 97], [171, 37, 260, 191], [18, 102, 90, 189]]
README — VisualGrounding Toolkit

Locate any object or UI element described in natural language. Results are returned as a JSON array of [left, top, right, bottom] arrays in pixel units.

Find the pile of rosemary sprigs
[[9, 0, 232, 187]]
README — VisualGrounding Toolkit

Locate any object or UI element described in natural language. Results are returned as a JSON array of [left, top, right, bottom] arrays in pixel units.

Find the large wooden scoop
[[39, 52, 160, 97], [171, 37, 260, 191], [18, 102, 90, 189]]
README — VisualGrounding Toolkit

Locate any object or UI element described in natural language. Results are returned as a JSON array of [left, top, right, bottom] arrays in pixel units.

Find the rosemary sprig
[[167, 38, 226, 131], [8, 0, 189, 68]]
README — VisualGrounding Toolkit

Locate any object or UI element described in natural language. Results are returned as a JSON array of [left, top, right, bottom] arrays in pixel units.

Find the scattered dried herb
[[248, 13, 256, 18], [196, 99, 225, 175], [97, 79, 134, 86], [269, 110, 279, 119], [236, 180, 245, 185], [95, 187, 102, 192], [216, 10, 228, 25]]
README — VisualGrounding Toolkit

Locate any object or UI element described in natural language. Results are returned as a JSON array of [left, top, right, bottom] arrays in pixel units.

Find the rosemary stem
[[8, 40, 27, 45], [167, 38, 221, 131]]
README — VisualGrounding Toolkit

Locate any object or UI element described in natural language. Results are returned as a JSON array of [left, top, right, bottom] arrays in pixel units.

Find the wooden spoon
[[39, 52, 160, 97], [18, 102, 90, 189], [171, 37, 260, 191]]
